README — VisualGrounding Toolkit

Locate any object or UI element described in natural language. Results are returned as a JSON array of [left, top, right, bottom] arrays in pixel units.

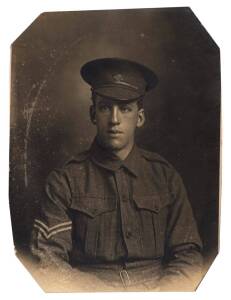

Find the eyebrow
[[119, 103, 132, 106]]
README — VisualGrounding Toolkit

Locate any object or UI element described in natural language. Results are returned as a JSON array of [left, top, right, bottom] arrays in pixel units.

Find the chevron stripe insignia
[[34, 219, 72, 239]]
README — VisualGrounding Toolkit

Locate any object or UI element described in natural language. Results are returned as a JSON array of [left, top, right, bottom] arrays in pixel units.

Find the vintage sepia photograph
[[9, 7, 220, 292]]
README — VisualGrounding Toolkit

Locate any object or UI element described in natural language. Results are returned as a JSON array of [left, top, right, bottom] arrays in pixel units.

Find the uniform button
[[154, 205, 159, 212], [126, 229, 132, 238], [92, 208, 98, 214]]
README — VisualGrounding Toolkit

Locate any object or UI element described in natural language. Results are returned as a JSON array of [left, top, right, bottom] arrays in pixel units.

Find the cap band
[[92, 89, 144, 102]]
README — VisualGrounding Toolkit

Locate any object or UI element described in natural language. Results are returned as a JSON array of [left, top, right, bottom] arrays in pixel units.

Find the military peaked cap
[[80, 58, 158, 101]]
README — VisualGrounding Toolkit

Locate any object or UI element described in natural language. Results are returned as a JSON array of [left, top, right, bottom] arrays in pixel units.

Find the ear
[[90, 105, 96, 125], [136, 108, 145, 128]]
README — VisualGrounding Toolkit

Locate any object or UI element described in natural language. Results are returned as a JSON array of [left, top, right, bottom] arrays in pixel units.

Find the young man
[[30, 58, 203, 292]]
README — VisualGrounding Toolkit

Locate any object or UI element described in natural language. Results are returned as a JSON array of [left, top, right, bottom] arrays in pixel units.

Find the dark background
[[10, 7, 220, 269]]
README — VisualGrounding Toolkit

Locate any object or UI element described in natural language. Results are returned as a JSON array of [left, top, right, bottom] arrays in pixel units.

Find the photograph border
[[0, 0, 228, 299]]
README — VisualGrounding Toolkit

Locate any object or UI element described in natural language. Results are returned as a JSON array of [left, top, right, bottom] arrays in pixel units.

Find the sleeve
[[30, 169, 109, 292], [30, 169, 76, 290], [159, 168, 203, 291]]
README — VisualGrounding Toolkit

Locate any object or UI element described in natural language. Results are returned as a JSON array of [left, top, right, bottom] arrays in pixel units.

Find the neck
[[95, 137, 134, 161], [111, 143, 134, 160]]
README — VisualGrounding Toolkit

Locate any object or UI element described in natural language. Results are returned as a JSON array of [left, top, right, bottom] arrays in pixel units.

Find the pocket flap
[[133, 192, 170, 213], [71, 196, 116, 217]]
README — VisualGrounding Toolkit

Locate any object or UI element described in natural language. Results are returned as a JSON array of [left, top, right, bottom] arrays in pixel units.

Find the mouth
[[108, 129, 123, 136]]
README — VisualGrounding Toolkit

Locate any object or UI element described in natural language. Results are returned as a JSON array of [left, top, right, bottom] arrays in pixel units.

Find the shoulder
[[46, 150, 90, 191], [62, 150, 91, 167], [139, 148, 173, 169], [47, 150, 90, 181], [138, 148, 181, 184], [139, 148, 186, 193]]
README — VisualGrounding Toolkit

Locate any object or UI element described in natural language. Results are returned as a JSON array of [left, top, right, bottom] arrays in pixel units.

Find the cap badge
[[112, 73, 124, 82]]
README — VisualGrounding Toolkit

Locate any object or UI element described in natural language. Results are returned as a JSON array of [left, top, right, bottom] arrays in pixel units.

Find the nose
[[110, 106, 120, 125]]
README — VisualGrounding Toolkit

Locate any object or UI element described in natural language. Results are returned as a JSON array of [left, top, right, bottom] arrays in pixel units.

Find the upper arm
[[30, 168, 73, 265], [165, 167, 202, 251]]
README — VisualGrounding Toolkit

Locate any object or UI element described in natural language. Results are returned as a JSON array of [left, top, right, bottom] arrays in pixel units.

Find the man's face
[[90, 95, 145, 152]]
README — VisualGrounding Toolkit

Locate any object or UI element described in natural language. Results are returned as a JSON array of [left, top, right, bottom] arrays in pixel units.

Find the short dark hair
[[91, 92, 144, 110]]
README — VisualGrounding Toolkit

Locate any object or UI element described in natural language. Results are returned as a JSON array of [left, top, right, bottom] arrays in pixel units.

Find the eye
[[98, 103, 110, 112], [120, 105, 132, 113]]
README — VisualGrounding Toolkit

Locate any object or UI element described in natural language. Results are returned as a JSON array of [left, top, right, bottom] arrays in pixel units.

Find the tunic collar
[[89, 138, 142, 177]]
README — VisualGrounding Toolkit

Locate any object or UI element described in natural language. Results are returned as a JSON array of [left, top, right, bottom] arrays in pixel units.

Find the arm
[[159, 169, 203, 291], [31, 170, 72, 267], [30, 169, 109, 292]]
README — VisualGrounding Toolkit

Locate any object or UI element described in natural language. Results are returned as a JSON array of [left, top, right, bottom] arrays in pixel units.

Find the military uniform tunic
[[31, 140, 203, 291]]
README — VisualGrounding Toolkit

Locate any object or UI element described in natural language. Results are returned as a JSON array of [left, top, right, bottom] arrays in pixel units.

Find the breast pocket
[[70, 196, 116, 258], [133, 192, 170, 257]]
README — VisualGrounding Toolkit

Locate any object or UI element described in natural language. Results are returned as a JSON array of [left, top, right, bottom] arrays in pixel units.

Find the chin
[[106, 143, 123, 151], [104, 139, 124, 151]]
